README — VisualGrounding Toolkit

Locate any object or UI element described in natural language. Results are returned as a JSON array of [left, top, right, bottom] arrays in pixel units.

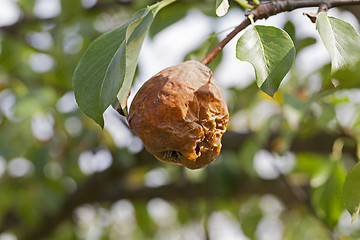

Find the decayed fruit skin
[[128, 60, 229, 169]]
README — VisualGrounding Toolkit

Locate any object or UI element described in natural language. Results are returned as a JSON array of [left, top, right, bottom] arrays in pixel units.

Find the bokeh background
[[1, 0, 360, 239]]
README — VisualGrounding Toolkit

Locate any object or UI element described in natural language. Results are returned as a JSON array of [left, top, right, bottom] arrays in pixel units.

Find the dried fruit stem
[[201, 0, 360, 66]]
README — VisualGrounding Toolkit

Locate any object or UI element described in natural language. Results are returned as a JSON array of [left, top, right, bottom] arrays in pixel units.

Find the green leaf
[[295, 153, 326, 176], [73, 0, 175, 127], [283, 213, 330, 240], [239, 198, 262, 239], [73, 9, 147, 127], [283, 21, 316, 53], [343, 161, 360, 222], [149, 2, 189, 38], [316, 12, 360, 73], [311, 158, 346, 227], [184, 33, 222, 71], [116, 10, 154, 119], [234, 0, 254, 9], [236, 25, 295, 97], [216, 0, 229, 17], [332, 63, 360, 89]]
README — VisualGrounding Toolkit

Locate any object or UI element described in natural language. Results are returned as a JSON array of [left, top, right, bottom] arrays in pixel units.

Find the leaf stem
[[201, 0, 360, 66], [150, 0, 178, 13]]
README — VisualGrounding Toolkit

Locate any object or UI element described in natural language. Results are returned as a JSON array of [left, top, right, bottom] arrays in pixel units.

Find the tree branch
[[21, 173, 300, 240], [201, 0, 360, 65], [16, 129, 357, 240]]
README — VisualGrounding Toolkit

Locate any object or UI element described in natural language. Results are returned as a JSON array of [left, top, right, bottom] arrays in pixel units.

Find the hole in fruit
[[195, 144, 200, 155], [163, 150, 182, 161], [128, 61, 229, 169]]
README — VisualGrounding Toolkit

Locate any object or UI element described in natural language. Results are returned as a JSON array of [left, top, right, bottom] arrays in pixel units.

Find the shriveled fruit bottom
[[129, 61, 229, 169]]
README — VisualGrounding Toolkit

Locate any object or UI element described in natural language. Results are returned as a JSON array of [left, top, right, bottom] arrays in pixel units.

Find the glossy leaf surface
[[236, 25, 295, 97], [343, 161, 360, 222], [73, 0, 175, 127], [316, 12, 360, 73]]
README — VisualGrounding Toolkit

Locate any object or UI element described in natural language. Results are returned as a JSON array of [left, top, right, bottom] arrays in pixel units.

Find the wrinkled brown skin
[[128, 61, 229, 169]]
